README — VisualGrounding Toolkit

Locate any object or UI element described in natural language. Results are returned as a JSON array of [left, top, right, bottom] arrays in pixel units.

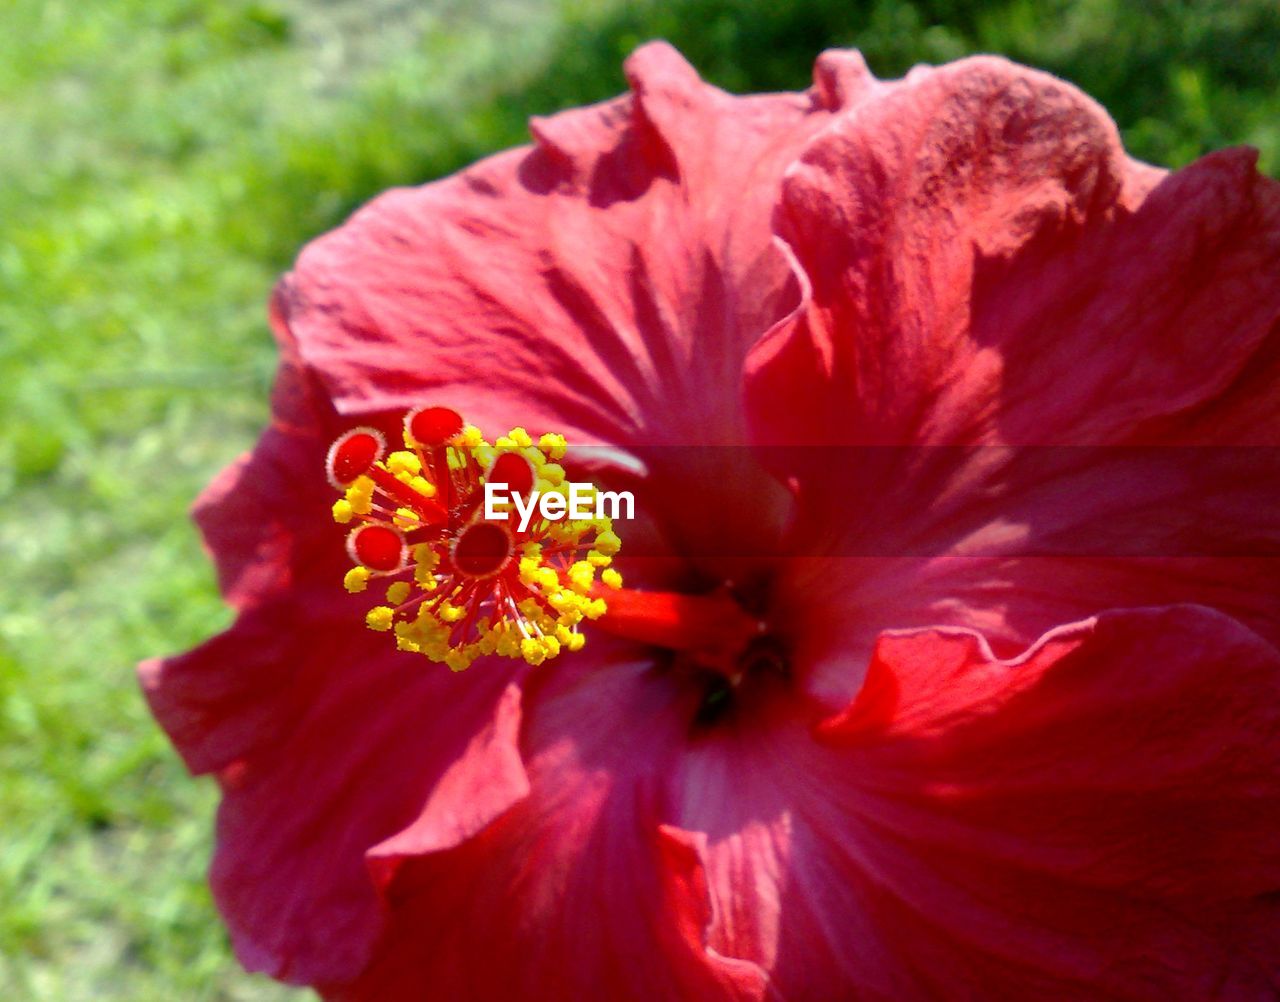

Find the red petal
[[277, 42, 830, 445], [779, 552, 1280, 709], [746, 56, 1280, 448], [332, 645, 766, 1000], [663, 608, 1280, 999], [791, 608, 1280, 998], [269, 43, 878, 568], [140, 294, 527, 984], [189, 297, 341, 612], [773, 444, 1280, 706], [145, 602, 522, 985], [211, 638, 517, 985], [364, 683, 529, 876]]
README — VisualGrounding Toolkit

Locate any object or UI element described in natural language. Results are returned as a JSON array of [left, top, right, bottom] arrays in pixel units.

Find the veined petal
[[140, 299, 526, 984], [771, 439, 1280, 705], [332, 641, 767, 1001], [207, 638, 517, 985], [277, 42, 863, 449], [808, 608, 1280, 998], [271, 43, 886, 569], [670, 608, 1280, 1000]]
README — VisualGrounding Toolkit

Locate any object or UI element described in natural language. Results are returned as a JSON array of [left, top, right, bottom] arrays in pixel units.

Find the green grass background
[[1, 0, 1276, 997]]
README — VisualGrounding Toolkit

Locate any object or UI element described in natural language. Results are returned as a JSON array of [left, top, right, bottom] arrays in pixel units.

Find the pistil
[[326, 407, 622, 671], [592, 585, 766, 679]]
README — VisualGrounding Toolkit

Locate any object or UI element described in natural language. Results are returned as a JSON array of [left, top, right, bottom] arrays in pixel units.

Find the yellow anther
[[601, 568, 623, 589], [496, 631, 521, 657], [472, 444, 497, 469], [344, 566, 371, 593], [332, 499, 355, 524], [385, 581, 411, 605], [537, 433, 567, 459], [568, 561, 595, 593], [538, 463, 566, 485], [393, 507, 420, 529], [386, 451, 421, 476], [587, 549, 612, 567], [445, 649, 474, 672], [520, 637, 547, 665], [594, 530, 621, 556], [345, 476, 375, 515], [366, 606, 395, 631]]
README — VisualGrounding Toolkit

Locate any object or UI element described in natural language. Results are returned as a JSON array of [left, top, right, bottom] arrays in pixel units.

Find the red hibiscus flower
[[141, 43, 1280, 1000]]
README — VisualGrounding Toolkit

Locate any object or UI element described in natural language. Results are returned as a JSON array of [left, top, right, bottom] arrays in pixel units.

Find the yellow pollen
[[345, 476, 375, 515], [366, 606, 395, 631], [386, 451, 421, 476], [538, 433, 568, 459]]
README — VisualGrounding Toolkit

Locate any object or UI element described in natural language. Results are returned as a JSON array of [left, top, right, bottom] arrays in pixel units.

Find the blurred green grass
[[1, 0, 1276, 997]]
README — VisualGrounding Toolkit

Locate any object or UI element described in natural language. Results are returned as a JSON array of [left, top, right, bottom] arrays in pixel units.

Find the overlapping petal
[[141, 38, 878, 985], [746, 57, 1280, 449], [333, 640, 766, 1001], [680, 607, 1280, 999], [140, 312, 527, 984], [269, 43, 881, 571], [737, 56, 1280, 701]]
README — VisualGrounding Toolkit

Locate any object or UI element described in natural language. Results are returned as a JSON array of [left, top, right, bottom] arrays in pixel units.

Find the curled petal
[[671, 608, 1280, 999], [746, 56, 1280, 449], [797, 608, 1280, 998], [366, 683, 530, 881], [140, 293, 526, 983], [334, 646, 767, 1000]]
